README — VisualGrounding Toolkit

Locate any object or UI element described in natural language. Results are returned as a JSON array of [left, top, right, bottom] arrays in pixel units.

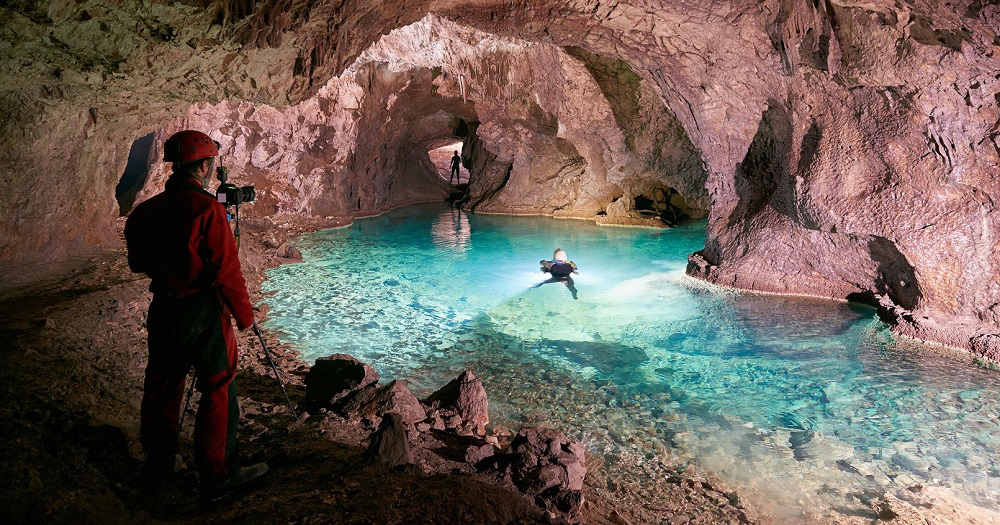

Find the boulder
[[604, 195, 636, 218], [303, 354, 379, 409], [477, 426, 587, 522], [341, 380, 426, 426], [422, 370, 489, 436], [276, 243, 303, 259], [970, 334, 1000, 363], [364, 413, 413, 467], [464, 443, 495, 464]]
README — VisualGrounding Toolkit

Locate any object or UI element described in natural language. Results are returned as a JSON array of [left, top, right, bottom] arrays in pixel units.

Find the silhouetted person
[[125, 129, 267, 502], [450, 150, 461, 184]]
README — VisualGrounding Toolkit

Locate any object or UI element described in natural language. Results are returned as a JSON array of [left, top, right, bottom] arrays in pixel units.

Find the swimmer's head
[[553, 248, 568, 262]]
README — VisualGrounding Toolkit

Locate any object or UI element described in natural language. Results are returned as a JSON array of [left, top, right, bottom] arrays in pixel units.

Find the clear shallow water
[[263, 205, 1000, 522]]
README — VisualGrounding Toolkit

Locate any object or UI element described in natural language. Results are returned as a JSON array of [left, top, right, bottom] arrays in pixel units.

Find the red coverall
[[124, 174, 254, 486]]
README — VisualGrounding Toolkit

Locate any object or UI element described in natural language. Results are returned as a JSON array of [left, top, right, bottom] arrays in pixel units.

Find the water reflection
[[431, 208, 471, 254]]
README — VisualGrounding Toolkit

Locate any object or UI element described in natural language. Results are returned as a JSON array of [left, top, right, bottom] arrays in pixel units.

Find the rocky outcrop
[[422, 369, 489, 437], [303, 354, 586, 521], [341, 380, 427, 427], [304, 354, 425, 427], [275, 243, 302, 261]]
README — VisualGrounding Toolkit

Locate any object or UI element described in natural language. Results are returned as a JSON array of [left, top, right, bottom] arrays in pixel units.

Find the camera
[[215, 166, 255, 206]]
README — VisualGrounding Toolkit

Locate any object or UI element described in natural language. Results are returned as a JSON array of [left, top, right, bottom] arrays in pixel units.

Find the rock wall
[[1, 1, 998, 354]]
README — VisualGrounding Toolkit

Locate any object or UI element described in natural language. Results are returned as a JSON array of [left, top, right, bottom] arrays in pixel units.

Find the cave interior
[[1, 0, 999, 523]]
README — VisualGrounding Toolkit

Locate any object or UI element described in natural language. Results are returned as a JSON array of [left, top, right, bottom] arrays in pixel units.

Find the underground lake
[[261, 204, 1000, 522]]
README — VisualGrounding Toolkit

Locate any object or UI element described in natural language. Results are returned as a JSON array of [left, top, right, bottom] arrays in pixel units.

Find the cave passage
[[262, 205, 1000, 522], [428, 141, 466, 184], [1, 0, 998, 524]]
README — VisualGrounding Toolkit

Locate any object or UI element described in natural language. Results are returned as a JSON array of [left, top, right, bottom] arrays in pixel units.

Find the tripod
[[179, 321, 298, 429]]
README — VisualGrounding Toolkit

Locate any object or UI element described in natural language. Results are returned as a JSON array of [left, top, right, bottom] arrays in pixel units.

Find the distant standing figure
[[450, 151, 462, 184]]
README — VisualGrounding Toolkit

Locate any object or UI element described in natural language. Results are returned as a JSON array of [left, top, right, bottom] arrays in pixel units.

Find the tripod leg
[[179, 374, 196, 430], [252, 322, 298, 419]]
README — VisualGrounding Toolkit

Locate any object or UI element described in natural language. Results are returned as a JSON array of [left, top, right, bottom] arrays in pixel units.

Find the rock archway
[[1, 1, 998, 355]]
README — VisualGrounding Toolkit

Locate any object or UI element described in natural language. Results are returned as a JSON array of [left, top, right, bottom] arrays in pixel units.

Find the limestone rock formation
[[340, 379, 427, 427], [0, 0, 998, 356], [275, 243, 302, 261]]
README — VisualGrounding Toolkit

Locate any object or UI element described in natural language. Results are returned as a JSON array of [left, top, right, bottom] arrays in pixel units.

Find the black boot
[[199, 462, 269, 503]]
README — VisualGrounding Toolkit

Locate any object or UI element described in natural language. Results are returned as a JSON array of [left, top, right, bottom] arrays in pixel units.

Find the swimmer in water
[[534, 248, 579, 299]]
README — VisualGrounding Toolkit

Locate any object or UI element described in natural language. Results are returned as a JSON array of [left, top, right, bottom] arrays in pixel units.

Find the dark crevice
[[729, 102, 792, 225], [115, 132, 155, 216], [868, 236, 922, 311], [470, 162, 512, 211]]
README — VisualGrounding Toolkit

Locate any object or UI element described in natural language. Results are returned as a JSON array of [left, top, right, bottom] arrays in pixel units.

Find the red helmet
[[163, 130, 219, 163]]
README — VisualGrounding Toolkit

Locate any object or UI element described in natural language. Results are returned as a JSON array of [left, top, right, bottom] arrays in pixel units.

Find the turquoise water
[[262, 205, 1000, 522]]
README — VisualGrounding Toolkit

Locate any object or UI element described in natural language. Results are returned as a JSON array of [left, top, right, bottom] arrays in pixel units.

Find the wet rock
[[276, 243, 302, 260], [423, 370, 489, 436], [970, 334, 1000, 363], [605, 196, 636, 218], [871, 493, 924, 522], [303, 354, 379, 409], [892, 451, 931, 474], [364, 413, 413, 467], [341, 380, 426, 427]]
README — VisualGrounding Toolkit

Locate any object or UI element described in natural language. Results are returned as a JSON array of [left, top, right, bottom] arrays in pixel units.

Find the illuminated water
[[262, 205, 1000, 522]]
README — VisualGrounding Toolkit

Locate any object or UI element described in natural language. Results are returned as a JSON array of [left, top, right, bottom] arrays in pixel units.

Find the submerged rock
[[303, 354, 379, 409]]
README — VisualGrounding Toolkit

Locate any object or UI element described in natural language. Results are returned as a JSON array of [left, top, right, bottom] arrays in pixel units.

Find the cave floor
[[0, 251, 555, 524]]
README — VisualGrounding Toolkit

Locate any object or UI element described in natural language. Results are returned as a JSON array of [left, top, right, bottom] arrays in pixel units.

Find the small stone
[[464, 443, 495, 464]]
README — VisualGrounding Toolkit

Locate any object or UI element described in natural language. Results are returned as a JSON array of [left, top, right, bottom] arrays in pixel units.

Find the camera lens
[[240, 186, 256, 203]]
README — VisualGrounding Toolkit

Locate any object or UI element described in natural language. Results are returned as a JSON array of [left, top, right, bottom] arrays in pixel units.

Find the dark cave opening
[[633, 188, 690, 224], [114, 132, 155, 216]]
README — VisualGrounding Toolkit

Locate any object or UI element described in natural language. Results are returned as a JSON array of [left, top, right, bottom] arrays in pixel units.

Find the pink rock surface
[[0, 1, 997, 356]]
